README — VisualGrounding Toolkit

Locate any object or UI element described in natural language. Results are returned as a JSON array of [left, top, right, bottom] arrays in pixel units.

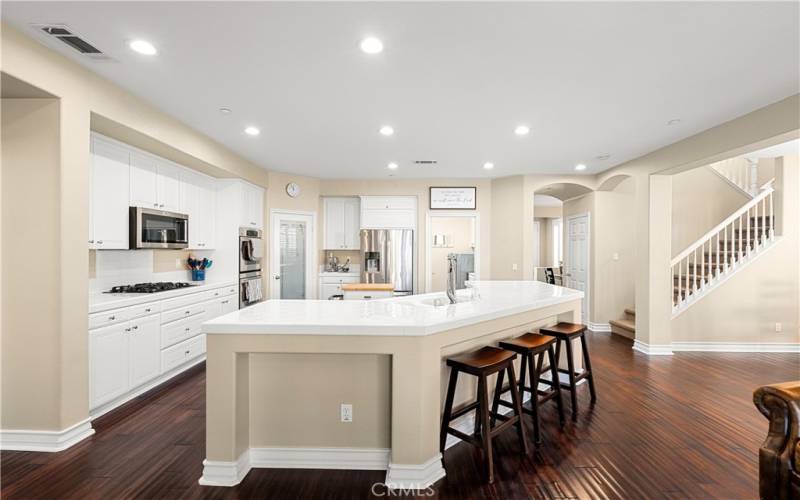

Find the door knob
[[274, 275, 281, 280]]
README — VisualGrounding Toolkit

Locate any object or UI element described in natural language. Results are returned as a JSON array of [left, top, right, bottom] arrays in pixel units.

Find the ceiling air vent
[[414, 160, 438, 165], [34, 24, 111, 60]]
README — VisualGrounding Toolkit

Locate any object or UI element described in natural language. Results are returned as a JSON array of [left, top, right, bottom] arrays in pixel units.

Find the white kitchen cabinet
[[319, 275, 359, 299], [89, 322, 130, 408], [128, 314, 161, 388], [360, 196, 416, 230], [219, 295, 238, 315], [130, 151, 181, 212], [90, 136, 131, 249], [323, 197, 360, 250], [241, 182, 264, 230], [180, 170, 216, 249]]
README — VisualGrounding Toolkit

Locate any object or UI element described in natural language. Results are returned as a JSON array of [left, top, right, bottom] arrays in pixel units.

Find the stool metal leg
[[547, 346, 565, 427], [580, 334, 597, 403], [506, 363, 529, 455], [564, 338, 578, 420], [440, 368, 459, 453]]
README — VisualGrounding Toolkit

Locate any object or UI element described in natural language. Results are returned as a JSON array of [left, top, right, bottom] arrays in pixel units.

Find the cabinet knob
[[132, 325, 138, 330], [97, 240, 103, 244], [125, 327, 131, 332], [184, 350, 190, 355], [145, 308, 151, 312], [153, 203, 158, 207], [159, 204, 165, 208], [88, 240, 94, 244], [108, 315, 115, 320], [185, 327, 190, 332], [185, 310, 191, 315]]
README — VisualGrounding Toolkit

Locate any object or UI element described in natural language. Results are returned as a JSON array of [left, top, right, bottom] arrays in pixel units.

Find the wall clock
[[286, 182, 301, 198]]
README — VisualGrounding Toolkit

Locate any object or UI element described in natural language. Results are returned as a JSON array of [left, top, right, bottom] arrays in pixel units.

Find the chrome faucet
[[446, 253, 458, 304]]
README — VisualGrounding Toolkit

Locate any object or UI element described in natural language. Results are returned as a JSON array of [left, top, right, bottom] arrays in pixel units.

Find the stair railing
[[708, 158, 759, 197], [671, 184, 775, 312]]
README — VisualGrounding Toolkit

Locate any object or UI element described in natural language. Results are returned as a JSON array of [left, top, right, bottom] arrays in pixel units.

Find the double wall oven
[[239, 227, 263, 307]]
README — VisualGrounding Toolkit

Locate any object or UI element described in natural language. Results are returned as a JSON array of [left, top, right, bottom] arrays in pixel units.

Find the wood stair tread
[[609, 318, 635, 332], [624, 308, 635, 317]]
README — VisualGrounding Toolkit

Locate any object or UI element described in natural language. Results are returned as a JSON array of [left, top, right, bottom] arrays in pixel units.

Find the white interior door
[[566, 213, 589, 323], [270, 211, 315, 299]]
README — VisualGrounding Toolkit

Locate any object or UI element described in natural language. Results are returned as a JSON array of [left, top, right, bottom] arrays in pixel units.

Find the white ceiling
[[3, 2, 798, 179]]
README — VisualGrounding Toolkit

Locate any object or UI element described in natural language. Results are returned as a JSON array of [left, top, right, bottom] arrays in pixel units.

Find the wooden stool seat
[[500, 332, 557, 352], [440, 346, 528, 484], [446, 346, 516, 374], [497, 333, 565, 444], [540, 322, 587, 338], [538, 323, 596, 420]]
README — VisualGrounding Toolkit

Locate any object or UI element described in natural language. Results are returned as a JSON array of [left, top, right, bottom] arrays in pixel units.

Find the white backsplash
[[90, 250, 191, 293]]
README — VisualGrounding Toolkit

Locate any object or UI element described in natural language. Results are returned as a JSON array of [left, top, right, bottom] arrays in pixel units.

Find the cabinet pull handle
[[108, 315, 115, 320], [185, 310, 191, 315], [153, 203, 158, 207], [185, 327, 190, 332], [125, 327, 131, 332], [88, 240, 94, 244], [132, 325, 139, 330], [145, 308, 151, 312], [184, 350, 190, 355], [160, 204, 165, 208], [97, 240, 103, 244]]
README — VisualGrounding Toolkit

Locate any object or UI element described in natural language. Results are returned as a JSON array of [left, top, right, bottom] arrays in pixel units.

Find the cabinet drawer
[[160, 290, 212, 313], [89, 307, 132, 329], [161, 302, 207, 324], [208, 285, 236, 299], [222, 285, 238, 296], [320, 276, 359, 285], [161, 334, 206, 374], [161, 314, 203, 349], [128, 301, 160, 319], [361, 196, 416, 210]]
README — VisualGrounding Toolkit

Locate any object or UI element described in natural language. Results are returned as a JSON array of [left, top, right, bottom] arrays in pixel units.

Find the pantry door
[[270, 211, 316, 299], [565, 213, 590, 323]]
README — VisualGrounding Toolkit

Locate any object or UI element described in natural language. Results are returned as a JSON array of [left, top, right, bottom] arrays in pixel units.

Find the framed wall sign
[[429, 187, 477, 210]]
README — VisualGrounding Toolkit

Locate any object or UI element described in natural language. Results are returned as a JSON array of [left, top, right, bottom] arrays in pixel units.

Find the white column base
[[632, 340, 674, 355], [384, 454, 446, 490], [199, 452, 251, 487], [0, 417, 95, 452]]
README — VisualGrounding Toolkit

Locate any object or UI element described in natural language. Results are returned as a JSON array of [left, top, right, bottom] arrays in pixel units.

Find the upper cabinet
[[90, 136, 130, 249], [180, 169, 217, 249], [323, 197, 360, 250], [360, 196, 417, 229], [130, 151, 181, 212], [241, 182, 264, 230]]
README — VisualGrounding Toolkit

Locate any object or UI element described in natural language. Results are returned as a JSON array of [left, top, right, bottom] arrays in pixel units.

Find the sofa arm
[[754, 381, 800, 500]]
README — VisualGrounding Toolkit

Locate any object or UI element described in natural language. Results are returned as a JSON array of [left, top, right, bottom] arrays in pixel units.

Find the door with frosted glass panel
[[270, 212, 314, 299]]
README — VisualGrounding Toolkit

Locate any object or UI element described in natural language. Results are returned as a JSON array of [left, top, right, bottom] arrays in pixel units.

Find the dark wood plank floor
[[2, 332, 795, 499]]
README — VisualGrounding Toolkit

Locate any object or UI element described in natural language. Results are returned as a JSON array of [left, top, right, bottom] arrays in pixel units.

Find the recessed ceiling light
[[379, 125, 394, 136], [575, 164, 587, 171], [595, 153, 611, 161], [387, 162, 399, 170], [360, 36, 384, 54], [514, 125, 530, 136], [483, 162, 495, 170], [667, 118, 681, 126], [244, 126, 260, 136], [129, 39, 157, 55]]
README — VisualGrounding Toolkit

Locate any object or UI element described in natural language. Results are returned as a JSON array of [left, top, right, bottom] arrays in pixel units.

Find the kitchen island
[[199, 281, 583, 490]]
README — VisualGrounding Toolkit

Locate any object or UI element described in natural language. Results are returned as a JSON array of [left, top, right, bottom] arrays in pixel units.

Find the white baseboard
[[632, 340, 674, 356], [199, 446, 394, 487], [671, 342, 800, 353], [588, 322, 611, 332], [250, 446, 390, 470], [385, 454, 446, 490], [199, 451, 251, 487], [0, 417, 95, 452]]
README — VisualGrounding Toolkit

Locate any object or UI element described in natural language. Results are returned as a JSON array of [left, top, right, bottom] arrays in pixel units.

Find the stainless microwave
[[129, 207, 189, 249]]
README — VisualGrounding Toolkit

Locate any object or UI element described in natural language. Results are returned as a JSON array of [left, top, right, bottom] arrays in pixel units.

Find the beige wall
[[671, 166, 747, 255], [490, 176, 525, 280], [320, 178, 491, 293], [1, 99, 63, 430], [1, 23, 268, 433], [671, 156, 800, 343], [429, 216, 475, 292]]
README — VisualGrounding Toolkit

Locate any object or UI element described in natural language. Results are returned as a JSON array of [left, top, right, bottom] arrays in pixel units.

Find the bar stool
[[539, 322, 597, 420], [440, 346, 528, 483], [496, 333, 565, 445]]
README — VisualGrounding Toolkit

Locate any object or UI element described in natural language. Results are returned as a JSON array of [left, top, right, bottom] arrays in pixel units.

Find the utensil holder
[[191, 269, 206, 281]]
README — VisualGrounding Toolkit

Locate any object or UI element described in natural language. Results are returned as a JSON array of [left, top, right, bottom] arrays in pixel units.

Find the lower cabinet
[[89, 284, 238, 413], [319, 275, 359, 300]]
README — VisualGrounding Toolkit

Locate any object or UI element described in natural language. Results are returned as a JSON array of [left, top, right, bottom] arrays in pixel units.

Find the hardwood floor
[[2, 332, 794, 499]]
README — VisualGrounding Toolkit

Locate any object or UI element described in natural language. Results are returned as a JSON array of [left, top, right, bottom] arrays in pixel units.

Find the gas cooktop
[[106, 282, 195, 294]]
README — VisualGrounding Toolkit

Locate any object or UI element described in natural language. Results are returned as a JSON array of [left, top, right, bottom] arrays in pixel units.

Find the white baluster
[[738, 215, 744, 263], [724, 224, 729, 273], [754, 203, 759, 250], [769, 191, 775, 241], [761, 196, 767, 245]]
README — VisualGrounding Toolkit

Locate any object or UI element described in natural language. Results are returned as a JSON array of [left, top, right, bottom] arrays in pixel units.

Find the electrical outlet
[[340, 403, 353, 423], [175, 258, 182, 268], [775, 322, 782, 333], [512, 263, 518, 271]]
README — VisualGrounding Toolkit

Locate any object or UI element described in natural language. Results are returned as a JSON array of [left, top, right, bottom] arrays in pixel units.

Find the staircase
[[671, 183, 776, 316], [610, 308, 635, 339], [708, 158, 760, 197]]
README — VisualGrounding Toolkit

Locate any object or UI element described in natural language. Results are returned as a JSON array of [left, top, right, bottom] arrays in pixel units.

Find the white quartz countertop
[[89, 279, 238, 314], [203, 281, 583, 336]]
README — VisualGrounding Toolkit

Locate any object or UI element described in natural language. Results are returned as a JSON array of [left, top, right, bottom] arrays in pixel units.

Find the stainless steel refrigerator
[[360, 229, 414, 295]]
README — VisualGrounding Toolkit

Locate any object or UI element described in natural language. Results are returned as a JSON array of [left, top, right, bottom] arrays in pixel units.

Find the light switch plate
[[340, 403, 353, 423]]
